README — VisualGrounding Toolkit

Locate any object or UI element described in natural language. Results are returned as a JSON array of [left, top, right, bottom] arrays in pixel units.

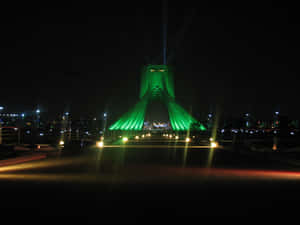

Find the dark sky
[[1, 1, 299, 120]]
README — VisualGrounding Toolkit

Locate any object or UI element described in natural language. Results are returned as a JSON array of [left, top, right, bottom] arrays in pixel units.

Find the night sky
[[1, 1, 299, 120]]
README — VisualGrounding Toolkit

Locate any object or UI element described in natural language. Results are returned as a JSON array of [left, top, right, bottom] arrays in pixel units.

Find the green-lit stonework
[[109, 65, 206, 131]]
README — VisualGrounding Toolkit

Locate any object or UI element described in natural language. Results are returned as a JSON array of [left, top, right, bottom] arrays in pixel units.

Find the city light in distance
[[122, 137, 128, 143], [135, 136, 139, 139], [59, 140, 64, 145], [185, 137, 190, 142], [36, 109, 40, 114]]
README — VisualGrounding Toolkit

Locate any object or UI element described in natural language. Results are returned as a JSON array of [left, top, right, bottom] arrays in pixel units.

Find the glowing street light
[[210, 141, 218, 148], [122, 137, 128, 143], [185, 137, 190, 143], [36, 109, 40, 114], [135, 136, 139, 139], [96, 141, 104, 148], [59, 140, 64, 145]]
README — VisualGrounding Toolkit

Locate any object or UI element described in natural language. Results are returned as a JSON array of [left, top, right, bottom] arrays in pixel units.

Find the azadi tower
[[109, 64, 206, 131]]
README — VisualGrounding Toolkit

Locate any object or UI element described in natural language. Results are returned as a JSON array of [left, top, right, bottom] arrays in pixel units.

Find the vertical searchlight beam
[[163, 0, 167, 65]]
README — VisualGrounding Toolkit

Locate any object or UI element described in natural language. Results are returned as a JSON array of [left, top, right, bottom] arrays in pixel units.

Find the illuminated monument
[[109, 64, 205, 131], [109, 1, 205, 131]]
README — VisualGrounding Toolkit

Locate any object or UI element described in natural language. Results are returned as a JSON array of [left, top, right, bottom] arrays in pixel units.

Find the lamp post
[[36, 109, 40, 129], [32, 108, 40, 150], [274, 111, 279, 128], [17, 113, 25, 145], [0, 106, 3, 145], [65, 112, 71, 142], [103, 112, 107, 132]]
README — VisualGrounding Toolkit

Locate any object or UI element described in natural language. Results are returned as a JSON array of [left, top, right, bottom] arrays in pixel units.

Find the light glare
[[96, 141, 104, 148], [210, 141, 218, 148]]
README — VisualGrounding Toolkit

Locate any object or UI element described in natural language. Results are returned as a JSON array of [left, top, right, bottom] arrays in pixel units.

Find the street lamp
[[122, 137, 128, 143], [0, 106, 3, 145], [210, 141, 218, 148], [35, 109, 41, 130], [103, 112, 108, 132], [96, 141, 104, 148]]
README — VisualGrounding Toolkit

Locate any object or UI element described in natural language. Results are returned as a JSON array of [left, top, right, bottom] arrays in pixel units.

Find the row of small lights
[[94, 133, 218, 148], [0, 113, 25, 117], [162, 133, 192, 142], [221, 128, 296, 135]]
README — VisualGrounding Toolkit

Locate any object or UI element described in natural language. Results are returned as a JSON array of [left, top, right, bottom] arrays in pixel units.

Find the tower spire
[[162, 0, 167, 65]]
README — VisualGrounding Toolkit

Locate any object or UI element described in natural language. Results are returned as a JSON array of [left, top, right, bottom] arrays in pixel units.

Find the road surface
[[1, 138, 300, 222]]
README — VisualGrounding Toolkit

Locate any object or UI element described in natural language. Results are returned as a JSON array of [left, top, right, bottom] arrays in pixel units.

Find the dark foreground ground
[[1, 140, 300, 223]]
